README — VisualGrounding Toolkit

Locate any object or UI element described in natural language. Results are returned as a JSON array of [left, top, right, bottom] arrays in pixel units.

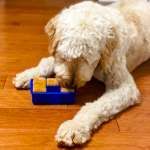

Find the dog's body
[[13, 0, 150, 147], [93, 0, 150, 81]]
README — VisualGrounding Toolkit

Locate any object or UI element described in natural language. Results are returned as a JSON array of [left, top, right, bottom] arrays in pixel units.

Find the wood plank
[[86, 132, 150, 149], [3, 0, 81, 9], [0, 75, 7, 89], [0, 108, 118, 149], [117, 107, 150, 133], [0, 108, 73, 129], [0, 108, 118, 131], [0, 129, 58, 149], [133, 61, 150, 87], [0, 131, 149, 149]]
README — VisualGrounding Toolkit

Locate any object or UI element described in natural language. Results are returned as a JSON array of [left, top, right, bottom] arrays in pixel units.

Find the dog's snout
[[56, 76, 74, 88]]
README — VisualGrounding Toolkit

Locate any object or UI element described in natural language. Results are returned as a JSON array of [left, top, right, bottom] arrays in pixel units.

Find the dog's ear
[[83, 26, 118, 66], [45, 16, 59, 55], [100, 27, 119, 69], [45, 16, 57, 39]]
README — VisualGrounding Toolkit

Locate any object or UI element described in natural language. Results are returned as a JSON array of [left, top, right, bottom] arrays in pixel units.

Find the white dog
[[13, 0, 150, 147]]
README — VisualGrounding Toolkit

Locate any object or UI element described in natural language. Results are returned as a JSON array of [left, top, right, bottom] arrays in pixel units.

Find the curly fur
[[13, 0, 150, 147]]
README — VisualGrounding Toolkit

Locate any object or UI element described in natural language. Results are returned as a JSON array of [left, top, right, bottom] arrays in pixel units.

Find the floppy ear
[[82, 26, 118, 66], [45, 16, 57, 39], [100, 27, 119, 70], [45, 16, 59, 56]]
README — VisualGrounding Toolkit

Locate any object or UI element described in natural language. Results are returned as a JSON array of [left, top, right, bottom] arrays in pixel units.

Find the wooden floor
[[0, 0, 150, 149]]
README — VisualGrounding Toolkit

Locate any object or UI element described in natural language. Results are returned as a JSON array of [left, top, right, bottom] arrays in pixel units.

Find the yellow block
[[47, 78, 59, 86], [33, 77, 46, 92]]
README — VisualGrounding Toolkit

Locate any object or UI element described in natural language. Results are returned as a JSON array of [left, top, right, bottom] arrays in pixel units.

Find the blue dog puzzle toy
[[30, 77, 75, 105]]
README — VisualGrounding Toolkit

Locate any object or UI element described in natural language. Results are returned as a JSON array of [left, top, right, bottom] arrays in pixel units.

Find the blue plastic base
[[30, 79, 75, 105]]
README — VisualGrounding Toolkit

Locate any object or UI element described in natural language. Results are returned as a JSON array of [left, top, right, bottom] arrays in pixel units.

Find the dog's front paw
[[13, 71, 31, 89], [38, 57, 54, 77], [12, 68, 39, 89], [55, 120, 91, 147]]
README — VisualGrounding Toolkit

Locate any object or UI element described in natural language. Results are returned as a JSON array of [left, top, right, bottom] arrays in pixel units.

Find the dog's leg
[[56, 62, 140, 146], [13, 56, 55, 89]]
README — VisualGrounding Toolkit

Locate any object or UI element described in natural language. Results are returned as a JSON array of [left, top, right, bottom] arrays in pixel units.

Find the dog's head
[[44, 2, 116, 88]]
